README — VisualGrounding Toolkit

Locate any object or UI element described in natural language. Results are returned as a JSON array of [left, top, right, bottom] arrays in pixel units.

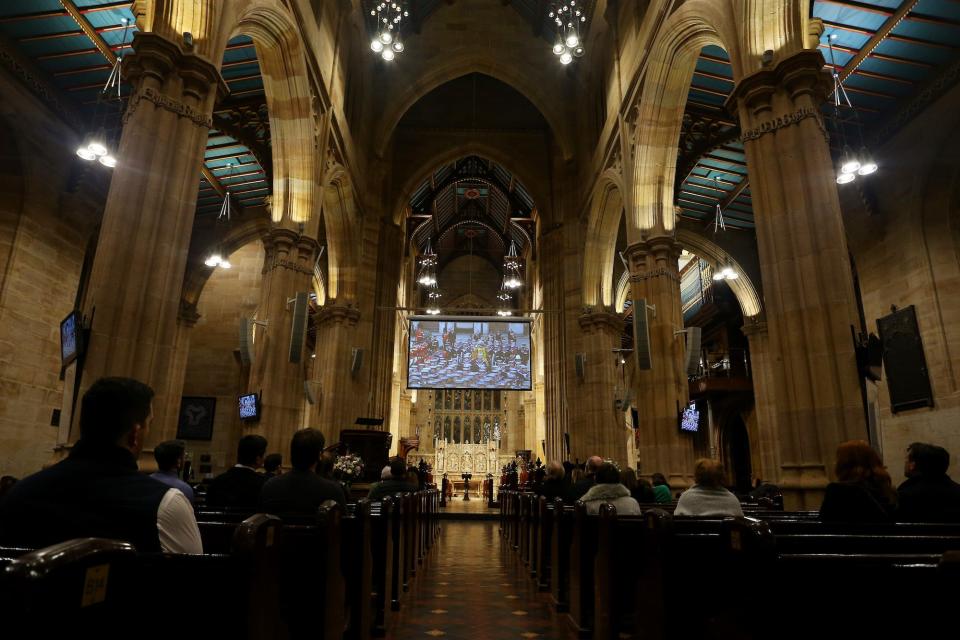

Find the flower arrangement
[[334, 453, 364, 481]]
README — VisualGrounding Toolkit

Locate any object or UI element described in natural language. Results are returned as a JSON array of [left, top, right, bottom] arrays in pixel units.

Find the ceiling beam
[[59, 0, 118, 65], [0, 1, 129, 23], [19, 23, 129, 43], [818, 0, 960, 30], [720, 179, 749, 209], [37, 43, 131, 61], [201, 166, 226, 198], [821, 19, 949, 51], [835, 0, 922, 85]]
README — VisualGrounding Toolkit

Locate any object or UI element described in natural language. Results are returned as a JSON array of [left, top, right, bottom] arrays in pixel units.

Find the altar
[[407, 441, 514, 500]]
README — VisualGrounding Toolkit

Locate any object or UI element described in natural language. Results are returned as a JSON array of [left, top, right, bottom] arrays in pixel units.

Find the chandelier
[[826, 34, 878, 185], [417, 241, 438, 286], [76, 18, 131, 168], [549, 1, 589, 65], [368, 1, 408, 62], [497, 283, 512, 317], [502, 240, 523, 289], [425, 280, 442, 315]]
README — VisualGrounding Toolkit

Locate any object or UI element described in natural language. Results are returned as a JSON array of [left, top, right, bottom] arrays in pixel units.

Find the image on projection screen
[[407, 317, 532, 390]]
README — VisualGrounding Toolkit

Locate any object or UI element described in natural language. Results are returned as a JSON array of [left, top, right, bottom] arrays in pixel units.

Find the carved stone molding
[[122, 31, 226, 124], [177, 300, 201, 328], [622, 236, 682, 284], [261, 228, 319, 276], [315, 304, 361, 327], [727, 50, 832, 120], [578, 311, 624, 336], [740, 317, 768, 339]]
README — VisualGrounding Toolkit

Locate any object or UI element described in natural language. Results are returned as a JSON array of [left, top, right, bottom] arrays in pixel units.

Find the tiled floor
[[386, 521, 579, 639]]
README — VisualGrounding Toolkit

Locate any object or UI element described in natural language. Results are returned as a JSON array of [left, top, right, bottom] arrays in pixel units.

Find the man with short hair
[[259, 429, 346, 514], [568, 455, 603, 502], [263, 453, 283, 478], [151, 440, 195, 503], [206, 434, 268, 508], [897, 442, 960, 522], [368, 457, 419, 501], [0, 377, 202, 554]]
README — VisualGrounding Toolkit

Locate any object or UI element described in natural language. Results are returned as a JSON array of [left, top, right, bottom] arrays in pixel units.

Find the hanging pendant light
[[75, 19, 130, 169], [548, 2, 590, 64], [503, 240, 523, 289], [369, 1, 409, 60]]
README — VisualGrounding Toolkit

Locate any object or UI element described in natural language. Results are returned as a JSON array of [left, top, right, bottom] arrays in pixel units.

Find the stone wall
[[179, 241, 264, 476], [844, 82, 960, 483]]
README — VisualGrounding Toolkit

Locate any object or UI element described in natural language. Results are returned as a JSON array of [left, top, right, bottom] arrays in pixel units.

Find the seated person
[[150, 439, 195, 504], [675, 459, 744, 517], [263, 453, 283, 478], [538, 461, 569, 501], [580, 462, 642, 516], [368, 457, 419, 501], [651, 472, 673, 503], [621, 467, 655, 503], [259, 429, 346, 514], [205, 434, 268, 509], [567, 456, 603, 502], [0, 377, 202, 554], [820, 440, 897, 523], [897, 442, 960, 523]]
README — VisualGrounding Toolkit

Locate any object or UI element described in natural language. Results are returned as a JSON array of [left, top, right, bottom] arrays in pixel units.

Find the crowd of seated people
[[0, 375, 436, 558], [526, 438, 960, 522]]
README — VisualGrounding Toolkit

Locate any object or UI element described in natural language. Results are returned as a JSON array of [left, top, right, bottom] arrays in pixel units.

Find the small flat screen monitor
[[680, 399, 706, 433], [60, 310, 82, 366], [238, 393, 260, 422], [407, 316, 532, 390]]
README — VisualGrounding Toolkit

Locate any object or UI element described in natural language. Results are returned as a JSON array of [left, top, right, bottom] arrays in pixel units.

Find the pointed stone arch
[[582, 171, 626, 309], [675, 229, 762, 319], [375, 61, 573, 161], [320, 165, 360, 302], [630, 0, 740, 236]]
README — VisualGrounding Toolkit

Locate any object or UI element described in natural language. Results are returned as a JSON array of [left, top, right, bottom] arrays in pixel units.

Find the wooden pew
[[3, 513, 284, 640], [343, 499, 374, 640], [593, 504, 645, 640], [278, 501, 346, 640], [550, 498, 574, 612], [567, 501, 598, 636], [370, 497, 396, 636], [535, 496, 554, 591], [719, 517, 960, 639]]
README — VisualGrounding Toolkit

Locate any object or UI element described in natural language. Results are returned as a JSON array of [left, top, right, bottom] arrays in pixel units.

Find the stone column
[[245, 227, 318, 451], [310, 304, 362, 444], [624, 236, 694, 486], [571, 311, 628, 464], [729, 50, 866, 507], [73, 32, 225, 443], [741, 318, 780, 485]]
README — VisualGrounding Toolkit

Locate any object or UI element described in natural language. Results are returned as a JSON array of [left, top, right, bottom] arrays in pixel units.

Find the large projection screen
[[407, 316, 532, 390]]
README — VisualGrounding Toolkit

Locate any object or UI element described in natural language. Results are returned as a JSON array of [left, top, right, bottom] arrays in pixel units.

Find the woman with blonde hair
[[819, 440, 896, 522]]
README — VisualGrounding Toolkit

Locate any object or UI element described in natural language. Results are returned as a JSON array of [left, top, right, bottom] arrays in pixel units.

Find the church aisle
[[386, 521, 578, 639]]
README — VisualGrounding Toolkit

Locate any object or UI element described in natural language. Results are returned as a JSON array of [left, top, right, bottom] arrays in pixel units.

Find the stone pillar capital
[[123, 32, 228, 127], [727, 50, 831, 133], [262, 228, 319, 276], [177, 300, 201, 328], [315, 304, 361, 327], [741, 316, 768, 339], [623, 235, 682, 282], [578, 311, 624, 337]]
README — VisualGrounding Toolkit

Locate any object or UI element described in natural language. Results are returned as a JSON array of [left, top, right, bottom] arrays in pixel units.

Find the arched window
[[454, 390, 462, 411], [434, 418, 441, 440], [465, 391, 472, 411], [435, 391, 443, 410], [483, 416, 491, 441], [474, 417, 482, 444], [444, 416, 451, 442], [445, 391, 452, 411], [454, 417, 461, 444], [494, 391, 501, 410], [484, 390, 491, 411]]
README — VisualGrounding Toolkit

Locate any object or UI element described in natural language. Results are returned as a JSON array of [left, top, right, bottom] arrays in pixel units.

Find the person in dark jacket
[[897, 442, 960, 522], [0, 377, 201, 554], [538, 461, 569, 501], [205, 434, 268, 509], [567, 456, 603, 502], [263, 453, 283, 478], [820, 440, 897, 523], [368, 457, 419, 501], [259, 429, 346, 513]]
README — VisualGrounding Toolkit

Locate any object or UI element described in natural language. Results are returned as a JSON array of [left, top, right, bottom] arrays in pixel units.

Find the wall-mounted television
[[238, 392, 261, 422], [407, 316, 532, 390], [60, 310, 82, 367], [679, 398, 707, 433]]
